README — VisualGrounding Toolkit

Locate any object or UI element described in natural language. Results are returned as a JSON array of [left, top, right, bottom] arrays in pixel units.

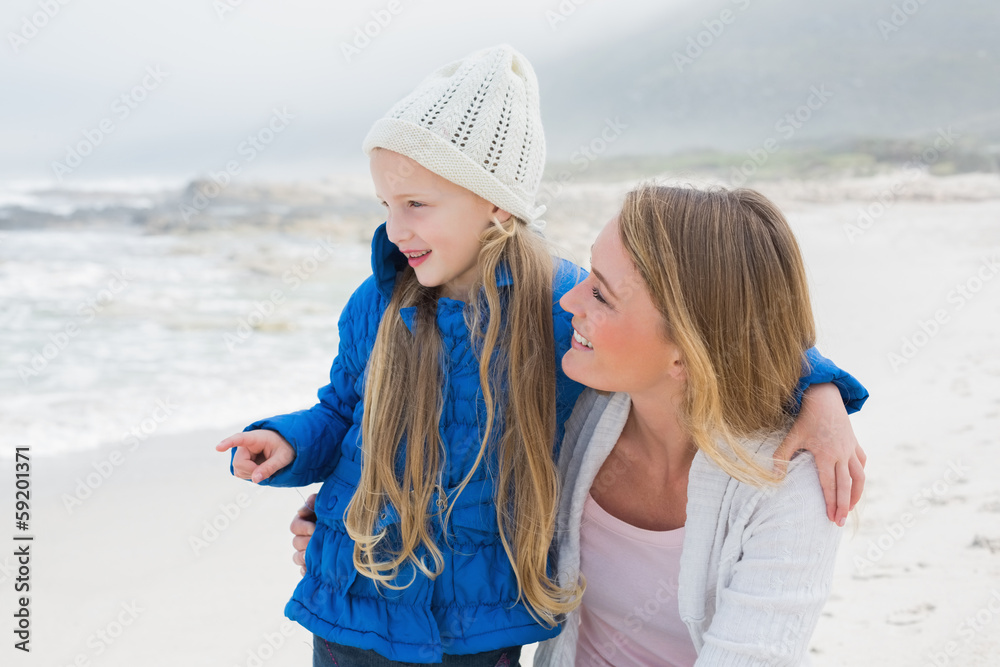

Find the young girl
[[217, 45, 867, 665]]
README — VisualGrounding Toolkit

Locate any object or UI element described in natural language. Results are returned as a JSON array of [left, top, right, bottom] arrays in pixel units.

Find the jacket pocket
[[316, 478, 354, 524]]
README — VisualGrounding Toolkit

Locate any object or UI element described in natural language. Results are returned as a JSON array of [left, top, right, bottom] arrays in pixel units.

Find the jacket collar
[[370, 222, 514, 303], [372, 222, 409, 302]]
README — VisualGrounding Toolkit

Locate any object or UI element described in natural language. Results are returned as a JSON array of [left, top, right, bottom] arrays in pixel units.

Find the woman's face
[[560, 217, 684, 394]]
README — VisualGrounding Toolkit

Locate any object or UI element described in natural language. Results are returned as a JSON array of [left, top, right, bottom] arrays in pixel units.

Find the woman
[[293, 184, 867, 665], [533, 184, 861, 665]]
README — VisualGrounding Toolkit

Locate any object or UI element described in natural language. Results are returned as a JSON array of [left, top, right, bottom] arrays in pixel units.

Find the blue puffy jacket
[[231, 223, 868, 663]]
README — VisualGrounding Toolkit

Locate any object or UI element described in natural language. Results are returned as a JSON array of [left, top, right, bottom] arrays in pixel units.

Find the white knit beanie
[[362, 44, 547, 230]]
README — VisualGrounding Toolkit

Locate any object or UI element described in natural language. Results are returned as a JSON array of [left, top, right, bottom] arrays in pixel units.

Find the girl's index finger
[[215, 434, 241, 451]]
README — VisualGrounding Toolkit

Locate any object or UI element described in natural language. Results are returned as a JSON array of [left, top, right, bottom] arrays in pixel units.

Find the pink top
[[575, 492, 698, 667]]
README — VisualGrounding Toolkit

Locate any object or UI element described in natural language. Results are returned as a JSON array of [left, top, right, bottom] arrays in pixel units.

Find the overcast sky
[[1, 0, 694, 186]]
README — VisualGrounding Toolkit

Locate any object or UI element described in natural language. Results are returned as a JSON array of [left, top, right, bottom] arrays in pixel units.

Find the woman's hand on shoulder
[[773, 383, 866, 527], [290, 493, 317, 574]]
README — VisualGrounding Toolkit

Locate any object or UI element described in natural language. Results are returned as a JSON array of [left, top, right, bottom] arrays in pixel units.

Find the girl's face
[[370, 148, 506, 301], [559, 217, 685, 394]]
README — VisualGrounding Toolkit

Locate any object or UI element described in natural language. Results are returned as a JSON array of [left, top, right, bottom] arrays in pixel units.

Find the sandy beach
[[3, 173, 999, 665], [2, 424, 319, 666]]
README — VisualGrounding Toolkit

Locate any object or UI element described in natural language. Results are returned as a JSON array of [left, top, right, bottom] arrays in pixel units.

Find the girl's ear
[[491, 205, 513, 224]]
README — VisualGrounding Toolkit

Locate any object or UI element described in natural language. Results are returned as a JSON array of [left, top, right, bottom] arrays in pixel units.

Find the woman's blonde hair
[[344, 214, 582, 627], [617, 184, 817, 485]]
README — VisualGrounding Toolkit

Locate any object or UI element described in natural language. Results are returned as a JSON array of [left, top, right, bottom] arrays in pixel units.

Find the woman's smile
[[572, 328, 594, 350]]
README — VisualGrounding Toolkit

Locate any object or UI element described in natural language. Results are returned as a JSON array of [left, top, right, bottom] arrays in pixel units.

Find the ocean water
[[4, 171, 997, 458], [1, 183, 374, 458]]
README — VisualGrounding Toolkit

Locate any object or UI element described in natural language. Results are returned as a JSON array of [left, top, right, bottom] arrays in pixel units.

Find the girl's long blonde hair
[[618, 184, 817, 486], [344, 214, 582, 627]]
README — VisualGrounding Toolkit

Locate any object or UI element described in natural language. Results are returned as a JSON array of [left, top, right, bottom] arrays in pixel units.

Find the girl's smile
[[401, 249, 431, 267]]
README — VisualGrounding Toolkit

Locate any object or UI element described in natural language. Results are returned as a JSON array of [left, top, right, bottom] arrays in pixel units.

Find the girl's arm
[[696, 454, 841, 666], [217, 277, 377, 487], [795, 347, 869, 414], [779, 347, 869, 525], [235, 352, 361, 487]]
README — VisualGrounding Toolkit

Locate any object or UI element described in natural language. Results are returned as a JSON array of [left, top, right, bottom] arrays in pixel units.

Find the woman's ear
[[668, 349, 687, 382]]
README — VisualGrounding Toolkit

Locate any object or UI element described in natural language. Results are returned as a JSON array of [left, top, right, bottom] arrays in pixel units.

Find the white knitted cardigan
[[534, 389, 842, 666]]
